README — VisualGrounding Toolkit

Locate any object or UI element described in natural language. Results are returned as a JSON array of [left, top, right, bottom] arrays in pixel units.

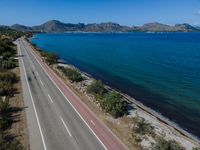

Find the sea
[[31, 32, 200, 139]]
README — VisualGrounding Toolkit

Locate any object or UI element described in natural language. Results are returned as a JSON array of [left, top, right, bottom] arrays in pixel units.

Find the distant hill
[[139, 22, 199, 32], [174, 23, 199, 32], [11, 24, 32, 32], [6, 20, 200, 32], [84, 22, 132, 32], [32, 20, 85, 32]]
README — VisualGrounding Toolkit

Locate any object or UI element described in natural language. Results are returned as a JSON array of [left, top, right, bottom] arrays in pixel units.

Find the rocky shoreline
[[57, 61, 200, 149], [27, 35, 200, 149]]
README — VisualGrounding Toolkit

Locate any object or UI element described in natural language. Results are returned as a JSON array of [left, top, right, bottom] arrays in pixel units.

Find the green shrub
[[100, 91, 126, 118], [1, 59, 16, 70], [0, 40, 15, 57], [133, 117, 154, 136], [0, 116, 10, 130], [153, 136, 183, 150], [0, 132, 23, 150], [2, 51, 14, 59], [193, 147, 200, 150], [0, 71, 18, 85], [0, 71, 18, 96], [0, 82, 15, 96], [0, 97, 10, 113], [87, 80, 106, 96], [41, 52, 58, 65], [58, 66, 83, 82]]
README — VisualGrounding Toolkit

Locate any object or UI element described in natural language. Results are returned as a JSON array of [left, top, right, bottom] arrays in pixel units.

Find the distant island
[[2, 20, 200, 33]]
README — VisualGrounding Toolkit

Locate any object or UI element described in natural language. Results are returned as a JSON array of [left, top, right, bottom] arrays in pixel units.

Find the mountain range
[[7, 20, 200, 32]]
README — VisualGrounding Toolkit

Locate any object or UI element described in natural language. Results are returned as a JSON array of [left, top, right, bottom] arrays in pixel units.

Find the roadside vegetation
[[0, 27, 23, 40], [0, 29, 24, 149], [87, 80, 106, 96], [133, 117, 154, 136], [153, 136, 183, 150], [57, 66, 83, 82], [87, 80, 126, 118], [29, 39, 59, 66], [41, 51, 58, 65]]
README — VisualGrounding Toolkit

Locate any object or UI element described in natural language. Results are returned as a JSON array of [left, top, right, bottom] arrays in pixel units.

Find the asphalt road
[[16, 38, 126, 150]]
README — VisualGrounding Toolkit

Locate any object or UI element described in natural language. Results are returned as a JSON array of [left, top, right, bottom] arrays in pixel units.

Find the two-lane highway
[[17, 37, 126, 150]]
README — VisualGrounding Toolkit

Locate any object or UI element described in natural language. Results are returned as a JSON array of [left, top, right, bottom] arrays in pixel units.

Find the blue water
[[31, 33, 200, 138]]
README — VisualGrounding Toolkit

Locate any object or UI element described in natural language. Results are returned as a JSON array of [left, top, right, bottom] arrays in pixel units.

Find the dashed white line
[[60, 117, 72, 137], [91, 120, 95, 126], [23, 39, 108, 150], [39, 79, 44, 86], [47, 94, 53, 103], [35, 71, 39, 77], [18, 42, 47, 150]]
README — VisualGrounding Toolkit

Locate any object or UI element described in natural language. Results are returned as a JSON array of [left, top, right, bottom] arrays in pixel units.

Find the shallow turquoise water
[[31, 33, 200, 138]]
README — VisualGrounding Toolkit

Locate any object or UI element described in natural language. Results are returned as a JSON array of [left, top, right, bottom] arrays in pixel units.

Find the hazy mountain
[[174, 23, 199, 32], [32, 20, 85, 32], [6, 20, 200, 32], [195, 26, 200, 31], [140, 22, 172, 32], [11, 24, 32, 31], [84, 22, 132, 32], [140, 22, 199, 32]]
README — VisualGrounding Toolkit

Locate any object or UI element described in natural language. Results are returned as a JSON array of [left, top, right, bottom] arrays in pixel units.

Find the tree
[[87, 80, 106, 96]]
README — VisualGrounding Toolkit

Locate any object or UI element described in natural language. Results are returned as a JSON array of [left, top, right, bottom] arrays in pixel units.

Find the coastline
[[27, 37, 200, 149], [57, 60, 200, 143]]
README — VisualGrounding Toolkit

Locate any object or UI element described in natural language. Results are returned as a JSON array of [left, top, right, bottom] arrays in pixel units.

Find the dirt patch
[[8, 62, 29, 149]]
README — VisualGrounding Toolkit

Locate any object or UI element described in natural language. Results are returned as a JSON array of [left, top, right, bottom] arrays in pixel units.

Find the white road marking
[[18, 41, 47, 150], [91, 120, 95, 126], [24, 39, 108, 150], [36, 71, 39, 77], [39, 79, 44, 86], [47, 94, 53, 103], [60, 117, 72, 137]]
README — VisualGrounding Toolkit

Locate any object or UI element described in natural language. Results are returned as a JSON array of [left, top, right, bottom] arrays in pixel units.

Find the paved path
[[16, 38, 126, 150]]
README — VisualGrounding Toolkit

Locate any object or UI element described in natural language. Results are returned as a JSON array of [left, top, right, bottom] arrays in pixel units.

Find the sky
[[0, 0, 200, 26]]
